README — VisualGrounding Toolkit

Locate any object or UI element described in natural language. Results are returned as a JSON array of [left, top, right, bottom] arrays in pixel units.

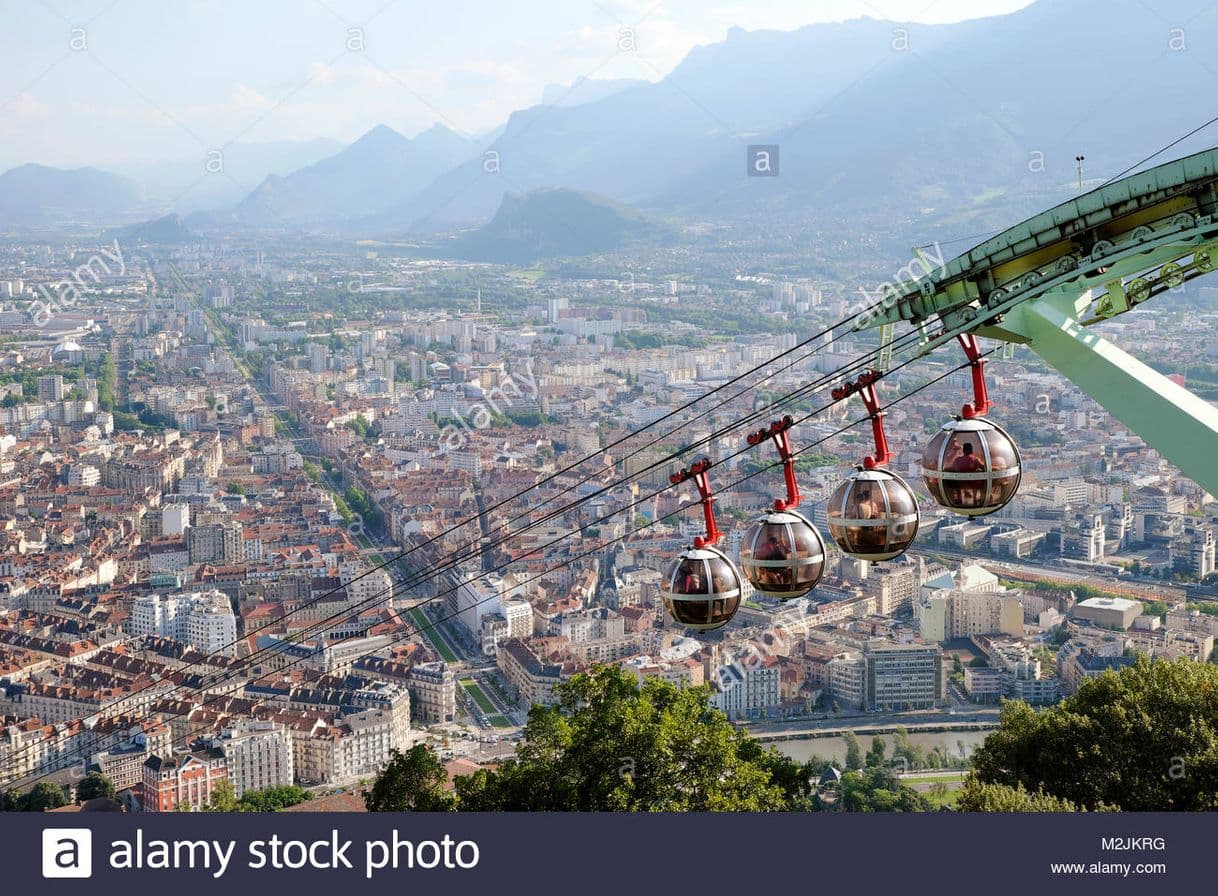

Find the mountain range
[[5, 0, 1218, 257], [0, 164, 144, 224], [109, 213, 200, 245], [232, 124, 477, 226], [107, 137, 345, 213], [446, 188, 673, 263]]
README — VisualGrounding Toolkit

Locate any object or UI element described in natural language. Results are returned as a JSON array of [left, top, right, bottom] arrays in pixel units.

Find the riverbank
[[743, 711, 1000, 743], [772, 728, 994, 765]]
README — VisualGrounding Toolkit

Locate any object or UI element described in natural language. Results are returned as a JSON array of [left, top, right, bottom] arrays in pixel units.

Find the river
[[774, 728, 993, 765]]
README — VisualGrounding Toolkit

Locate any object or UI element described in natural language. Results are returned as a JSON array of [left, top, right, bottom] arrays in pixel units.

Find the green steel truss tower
[[856, 146, 1218, 495]]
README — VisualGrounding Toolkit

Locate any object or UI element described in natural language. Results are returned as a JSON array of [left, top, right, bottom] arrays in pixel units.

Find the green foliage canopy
[[969, 657, 1218, 811]]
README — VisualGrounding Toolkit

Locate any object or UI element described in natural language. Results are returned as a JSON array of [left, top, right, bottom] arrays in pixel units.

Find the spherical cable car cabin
[[738, 416, 826, 599], [825, 371, 920, 561], [660, 459, 744, 631], [922, 335, 1022, 517], [662, 545, 744, 630], [827, 467, 919, 561]]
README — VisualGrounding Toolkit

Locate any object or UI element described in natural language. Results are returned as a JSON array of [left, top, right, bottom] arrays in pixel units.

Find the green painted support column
[[982, 292, 1218, 496]]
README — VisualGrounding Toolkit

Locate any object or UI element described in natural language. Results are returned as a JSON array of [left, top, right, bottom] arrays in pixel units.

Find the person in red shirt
[[754, 535, 791, 585], [947, 441, 986, 507]]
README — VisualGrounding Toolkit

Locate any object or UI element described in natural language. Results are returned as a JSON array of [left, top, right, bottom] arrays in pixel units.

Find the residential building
[[37, 374, 64, 402], [140, 748, 228, 812], [130, 590, 238, 656], [212, 719, 294, 798], [66, 463, 100, 487], [407, 661, 456, 724], [496, 637, 564, 707], [864, 640, 943, 711], [187, 521, 244, 564], [918, 589, 1024, 642], [711, 655, 780, 720]]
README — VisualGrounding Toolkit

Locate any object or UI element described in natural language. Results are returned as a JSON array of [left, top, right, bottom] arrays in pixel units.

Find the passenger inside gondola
[[755, 534, 792, 585], [947, 440, 987, 508], [849, 486, 887, 550], [678, 560, 706, 594]]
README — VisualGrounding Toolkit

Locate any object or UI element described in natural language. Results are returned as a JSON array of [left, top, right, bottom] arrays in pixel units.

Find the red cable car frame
[[738, 416, 826, 599], [826, 371, 920, 561], [921, 334, 1023, 517], [660, 458, 745, 631]]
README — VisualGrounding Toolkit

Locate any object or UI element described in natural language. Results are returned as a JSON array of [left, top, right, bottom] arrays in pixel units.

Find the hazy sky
[[0, 0, 1032, 169]]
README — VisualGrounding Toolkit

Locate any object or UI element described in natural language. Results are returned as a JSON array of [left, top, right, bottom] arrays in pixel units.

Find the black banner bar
[[12, 812, 1214, 894]]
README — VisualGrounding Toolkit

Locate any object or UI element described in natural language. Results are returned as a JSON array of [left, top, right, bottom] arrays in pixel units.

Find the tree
[[454, 668, 793, 811], [865, 735, 887, 768], [956, 778, 1093, 812], [76, 771, 115, 802], [890, 727, 924, 772], [970, 657, 1218, 811], [344, 486, 383, 532], [239, 785, 310, 812], [202, 780, 242, 812], [369, 667, 826, 812], [365, 745, 457, 812], [97, 353, 117, 411], [843, 731, 864, 771], [226, 482, 247, 496], [836, 767, 929, 813], [22, 782, 68, 812]]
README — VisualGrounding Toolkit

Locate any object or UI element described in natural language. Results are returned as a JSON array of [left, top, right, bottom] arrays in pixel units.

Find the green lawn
[[485, 675, 512, 703], [461, 680, 497, 714], [408, 606, 457, 662], [899, 772, 966, 785], [488, 715, 512, 728], [923, 787, 961, 809]]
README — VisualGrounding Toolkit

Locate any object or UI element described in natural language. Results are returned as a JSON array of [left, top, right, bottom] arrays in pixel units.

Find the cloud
[[310, 62, 335, 86], [554, 12, 717, 77], [231, 84, 273, 109], [7, 91, 49, 119]]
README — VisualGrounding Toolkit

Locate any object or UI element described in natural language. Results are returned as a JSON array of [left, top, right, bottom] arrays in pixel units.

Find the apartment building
[[187, 521, 244, 564], [89, 726, 174, 791], [711, 655, 780, 720], [864, 561, 920, 617], [864, 640, 943, 711], [140, 748, 229, 812], [130, 590, 238, 656], [496, 637, 564, 707], [211, 719, 294, 797], [918, 589, 1024, 642], [406, 661, 457, 724]]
